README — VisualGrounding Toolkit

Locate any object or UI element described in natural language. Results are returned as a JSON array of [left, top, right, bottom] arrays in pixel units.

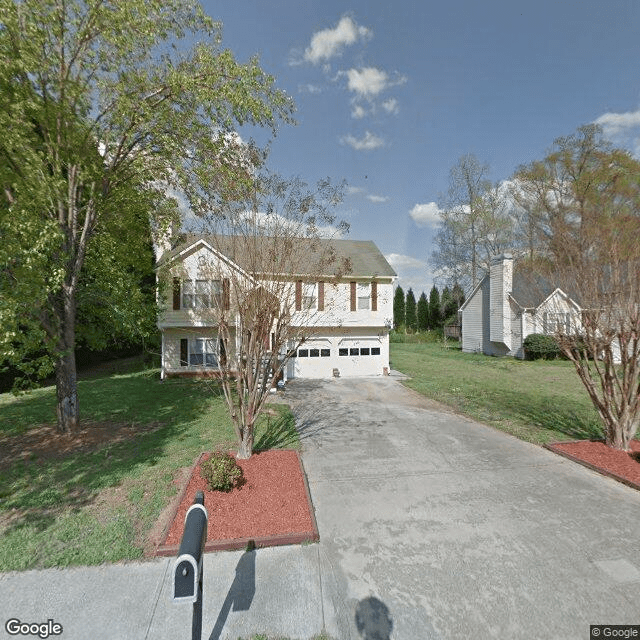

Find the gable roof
[[159, 234, 397, 279], [459, 260, 582, 312]]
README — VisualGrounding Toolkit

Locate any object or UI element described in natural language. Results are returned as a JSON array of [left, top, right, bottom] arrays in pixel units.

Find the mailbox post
[[173, 490, 208, 640]]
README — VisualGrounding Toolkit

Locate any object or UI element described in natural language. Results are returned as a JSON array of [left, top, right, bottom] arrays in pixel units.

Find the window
[[298, 349, 309, 357], [371, 347, 380, 355], [310, 348, 320, 357], [302, 283, 317, 310], [360, 347, 370, 356], [350, 348, 359, 356], [357, 283, 370, 310], [339, 348, 348, 356], [321, 349, 330, 357], [544, 312, 570, 334], [180, 338, 218, 367], [181, 279, 222, 309]]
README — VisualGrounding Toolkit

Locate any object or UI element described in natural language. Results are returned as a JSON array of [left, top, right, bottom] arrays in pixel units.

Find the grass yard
[[0, 360, 298, 572], [391, 342, 605, 444]]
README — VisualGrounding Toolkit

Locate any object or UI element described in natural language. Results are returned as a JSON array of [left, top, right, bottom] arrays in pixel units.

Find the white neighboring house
[[156, 235, 397, 379], [460, 253, 583, 359]]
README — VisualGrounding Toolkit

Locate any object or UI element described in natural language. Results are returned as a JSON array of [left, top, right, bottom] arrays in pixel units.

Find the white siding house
[[156, 235, 396, 379], [460, 254, 582, 359]]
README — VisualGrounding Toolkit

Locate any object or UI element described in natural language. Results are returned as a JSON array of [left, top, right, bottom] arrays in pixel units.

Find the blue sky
[[201, 0, 640, 297]]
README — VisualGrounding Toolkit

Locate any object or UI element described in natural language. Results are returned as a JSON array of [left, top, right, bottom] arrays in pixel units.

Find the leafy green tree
[[428, 285, 441, 329], [405, 288, 417, 333], [393, 285, 405, 330], [0, 0, 293, 433], [417, 292, 429, 332]]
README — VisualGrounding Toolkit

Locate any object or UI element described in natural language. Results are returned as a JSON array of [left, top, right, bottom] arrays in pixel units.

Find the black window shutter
[[180, 339, 188, 366], [173, 278, 181, 310], [223, 278, 230, 310]]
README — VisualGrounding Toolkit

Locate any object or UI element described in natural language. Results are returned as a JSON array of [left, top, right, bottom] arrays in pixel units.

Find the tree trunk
[[55, 349, 79, 433], [603, 413, 634, 452], [236, 430, 254, 459], [55, 286, 79, 433]]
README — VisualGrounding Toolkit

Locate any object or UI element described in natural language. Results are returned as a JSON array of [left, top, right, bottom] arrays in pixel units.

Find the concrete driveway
[[286, 376, 640, 639]]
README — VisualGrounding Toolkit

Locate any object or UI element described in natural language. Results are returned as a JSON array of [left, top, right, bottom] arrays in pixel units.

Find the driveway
[[286, 376, 640, 639]]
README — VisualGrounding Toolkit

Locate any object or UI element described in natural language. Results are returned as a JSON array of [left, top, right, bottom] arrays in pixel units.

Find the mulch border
[[544, 440, 640, 492], [154, 449, 319, 557]]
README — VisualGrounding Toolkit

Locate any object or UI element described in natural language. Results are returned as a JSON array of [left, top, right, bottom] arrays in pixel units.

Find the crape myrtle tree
[[393, 285, 405, 330], [0, 0, 293, 433], [405, 288, 417, 333], [514, 124, 640, 451], [179, 173, 350, 459]]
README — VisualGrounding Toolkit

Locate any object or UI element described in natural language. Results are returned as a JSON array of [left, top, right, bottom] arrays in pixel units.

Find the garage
[[290, 333, 386, 378]]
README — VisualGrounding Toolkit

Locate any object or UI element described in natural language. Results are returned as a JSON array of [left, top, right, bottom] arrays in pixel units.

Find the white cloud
[[381, 98, 399, 115], [343, 67, 388, 97], [386, 254, 434, 294], [303, 16, 371, 65], [386, 253, 427, 270], [341, 67, 407, 97], [340, 131, 385, 151], [409, 202, 443, 227], [351, 103, 367, 119], [595, 109, 640, 137], [367, 194, 388, 203], [346, 185, 365, 196], [594, 109, 640, 157]]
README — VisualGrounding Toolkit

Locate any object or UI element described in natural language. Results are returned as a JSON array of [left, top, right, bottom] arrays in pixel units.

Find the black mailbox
[[173, 491, 208, 603]]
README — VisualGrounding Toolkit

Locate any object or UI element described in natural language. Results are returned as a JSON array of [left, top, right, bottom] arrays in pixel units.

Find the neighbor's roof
[[159, 234, 397, 279], [511, 264, 582, 308]]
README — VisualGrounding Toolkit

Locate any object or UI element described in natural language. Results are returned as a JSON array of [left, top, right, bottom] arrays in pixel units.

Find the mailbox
[[173, 491, 208, 604]]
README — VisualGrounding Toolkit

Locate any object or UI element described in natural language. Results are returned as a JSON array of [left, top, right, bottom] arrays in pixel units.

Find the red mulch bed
[[546, 440, 640, 490], [155, 449, 318, 555]]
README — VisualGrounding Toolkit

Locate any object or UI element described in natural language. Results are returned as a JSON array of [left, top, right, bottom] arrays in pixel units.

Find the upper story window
[[173, 278, 224, 310], [302, 283, 317, 310], [296, 280, 324, 311], [357, 283, 370, 310], [182, 279, 222, 309], [350, 280, 378, 312]]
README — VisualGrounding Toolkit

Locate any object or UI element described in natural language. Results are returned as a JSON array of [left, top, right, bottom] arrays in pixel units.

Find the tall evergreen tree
[[428, 285, 441, 329], [441, 286, 459, 324], [417, 292, 429, 332], [393, 285, 405, 330], [405, 288, 417, 332]]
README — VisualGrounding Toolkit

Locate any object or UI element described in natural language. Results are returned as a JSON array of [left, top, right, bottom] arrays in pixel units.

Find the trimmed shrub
[[200, 450, 244, 492], [523, 333, 561, 360]]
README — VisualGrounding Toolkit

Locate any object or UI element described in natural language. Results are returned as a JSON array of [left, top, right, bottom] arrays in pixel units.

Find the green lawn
[[0, 362, 298, 571], [391, 342, 605, 444]]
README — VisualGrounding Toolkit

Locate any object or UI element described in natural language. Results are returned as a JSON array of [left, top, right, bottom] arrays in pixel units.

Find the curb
[[544, 441, 640, 492], [154, 449, 319, 557]]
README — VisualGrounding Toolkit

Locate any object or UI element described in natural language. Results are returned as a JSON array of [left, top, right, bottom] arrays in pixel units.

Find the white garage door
[[334, 338, 383, 377], [292, 339, 333, 378]]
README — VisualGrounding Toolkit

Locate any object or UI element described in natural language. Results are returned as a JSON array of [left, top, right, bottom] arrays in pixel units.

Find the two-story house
[[156, 235, 397, 380]]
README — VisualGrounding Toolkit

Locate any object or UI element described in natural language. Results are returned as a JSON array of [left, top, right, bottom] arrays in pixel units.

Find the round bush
[[523, 333, 561, 360], [199, 450, 244, 492]]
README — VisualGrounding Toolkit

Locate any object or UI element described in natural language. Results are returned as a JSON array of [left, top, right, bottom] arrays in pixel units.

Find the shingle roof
[[160, 234, 397, 279], [510, 263, 582, 308]]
